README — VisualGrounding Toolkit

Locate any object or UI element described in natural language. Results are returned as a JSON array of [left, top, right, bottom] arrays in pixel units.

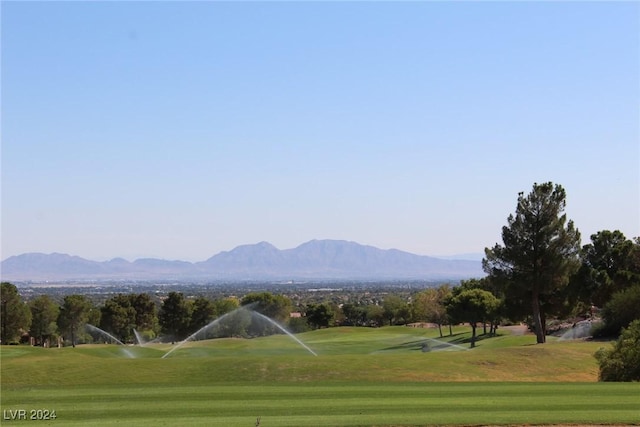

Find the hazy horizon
[[2, 2, 638, 262], [1, 239, 485, 263]]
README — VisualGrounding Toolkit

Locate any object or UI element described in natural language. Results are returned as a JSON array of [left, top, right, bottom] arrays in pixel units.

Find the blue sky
[[2, 1, 638, 262]]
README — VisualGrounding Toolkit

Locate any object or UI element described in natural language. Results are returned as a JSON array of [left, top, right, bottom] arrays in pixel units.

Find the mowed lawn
[[1, 326, 638, 426]]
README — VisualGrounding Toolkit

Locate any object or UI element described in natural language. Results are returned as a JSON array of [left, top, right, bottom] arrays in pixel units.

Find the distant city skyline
[[2, 1, 638, 262]]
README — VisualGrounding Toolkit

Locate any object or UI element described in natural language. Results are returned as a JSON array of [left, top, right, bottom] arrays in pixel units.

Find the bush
[[287, 317, 310, 334], [595, 319, 640, 381], [596, 285, 640, 337]]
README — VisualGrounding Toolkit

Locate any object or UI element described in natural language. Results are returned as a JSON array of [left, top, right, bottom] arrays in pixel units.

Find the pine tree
[[483, 182, 581, 343], [1, 282, 31, 344]]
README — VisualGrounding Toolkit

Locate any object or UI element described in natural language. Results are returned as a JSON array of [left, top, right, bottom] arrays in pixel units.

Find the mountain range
[[0, 240, 484, 281]]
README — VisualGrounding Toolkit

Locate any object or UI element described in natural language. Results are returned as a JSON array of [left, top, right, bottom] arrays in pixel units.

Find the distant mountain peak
[[1, 240, 484, 281]]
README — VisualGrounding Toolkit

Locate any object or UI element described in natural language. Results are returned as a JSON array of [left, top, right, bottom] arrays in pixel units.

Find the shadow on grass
[[379, 336, 471, 352], [448, 333, 499, 346], [379, 339, 428, 352]]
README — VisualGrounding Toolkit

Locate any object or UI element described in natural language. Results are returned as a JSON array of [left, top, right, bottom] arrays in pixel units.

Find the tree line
[[0, 287, 298, 346]]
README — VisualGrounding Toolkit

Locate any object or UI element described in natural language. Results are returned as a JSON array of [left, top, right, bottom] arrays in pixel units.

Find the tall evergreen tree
[[1, 282, 31, 344], [29, 295, 59, 346], [100, 294, 137, 343], [158, 292, 192, 341], [483, 182, 581, 343], [305, 303, 334, 329], [131, 293, 157, 332], [57, 295, 91, 347], [571, 230, 640, 307], [189, 296, 216, 332]]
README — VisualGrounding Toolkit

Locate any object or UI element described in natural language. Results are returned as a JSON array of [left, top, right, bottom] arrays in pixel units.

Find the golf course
[[2, 325, 638, 427]]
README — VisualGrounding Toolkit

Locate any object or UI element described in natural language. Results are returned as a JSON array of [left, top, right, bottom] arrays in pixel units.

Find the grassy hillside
[[1, 326, 638, 426], [2, 326, 604, 386]]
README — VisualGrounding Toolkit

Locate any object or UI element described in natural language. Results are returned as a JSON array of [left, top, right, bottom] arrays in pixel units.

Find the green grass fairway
[[2, 383, 637, 427], [2, 327, 638, 426]]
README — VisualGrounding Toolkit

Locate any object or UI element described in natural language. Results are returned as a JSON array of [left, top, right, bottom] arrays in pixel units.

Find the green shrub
[[287, 316, 310, 333], [595, 319, 640, 381], [596, 285, 640, 337]]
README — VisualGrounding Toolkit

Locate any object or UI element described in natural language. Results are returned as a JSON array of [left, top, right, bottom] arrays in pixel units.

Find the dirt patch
[[406, 322, 439, 328]]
